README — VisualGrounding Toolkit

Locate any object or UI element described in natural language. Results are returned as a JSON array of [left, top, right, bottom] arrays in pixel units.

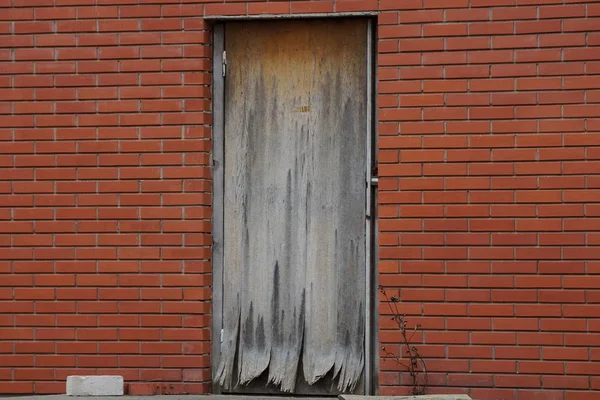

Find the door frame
[[210, 16, 378, 395]]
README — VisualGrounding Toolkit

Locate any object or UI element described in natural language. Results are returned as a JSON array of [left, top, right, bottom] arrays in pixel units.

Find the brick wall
[[0, 0, 212, 395], [1, 0, 599, 399], [375, 1, 600, 399]]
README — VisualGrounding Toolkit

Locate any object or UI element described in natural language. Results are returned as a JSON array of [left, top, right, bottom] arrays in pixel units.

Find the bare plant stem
[[379, 285, 428, 396]]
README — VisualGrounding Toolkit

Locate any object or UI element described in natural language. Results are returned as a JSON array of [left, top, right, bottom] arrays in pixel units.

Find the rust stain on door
[[215, 19, 367, 394]]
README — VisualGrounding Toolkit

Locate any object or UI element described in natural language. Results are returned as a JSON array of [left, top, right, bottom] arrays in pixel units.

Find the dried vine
[[379, 285, 428, 395]]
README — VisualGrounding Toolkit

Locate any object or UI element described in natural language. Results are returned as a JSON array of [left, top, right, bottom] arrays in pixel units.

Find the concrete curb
[[340, 395, 472, 400], [1, 397, 204, 400], [0, 395, 472, 400], [0, 396, 325, 400]]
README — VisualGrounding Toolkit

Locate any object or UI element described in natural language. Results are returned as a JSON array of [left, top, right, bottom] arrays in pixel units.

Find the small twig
[[379, 285, 428, 395]]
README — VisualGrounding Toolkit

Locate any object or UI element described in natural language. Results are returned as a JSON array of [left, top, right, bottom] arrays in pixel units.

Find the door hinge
[[222, 50, 227, 77]]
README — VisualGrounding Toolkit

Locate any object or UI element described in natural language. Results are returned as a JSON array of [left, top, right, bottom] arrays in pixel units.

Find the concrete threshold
[[1, 395, 471, 400], [341, 396, 472, 400]]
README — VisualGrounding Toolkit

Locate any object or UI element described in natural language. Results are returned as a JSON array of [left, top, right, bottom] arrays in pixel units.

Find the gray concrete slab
[[341, 396, 471, 400], [0, 395, 471, 400], [0, 397, 201, 400], [0, 397, 200, 400], [0, 396, 327, 400]]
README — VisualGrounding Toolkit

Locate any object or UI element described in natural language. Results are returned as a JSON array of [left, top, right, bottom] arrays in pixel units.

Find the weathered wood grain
[[215, 18, 367, 394]]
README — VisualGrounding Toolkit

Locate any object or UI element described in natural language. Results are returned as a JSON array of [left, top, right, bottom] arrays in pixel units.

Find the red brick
[[246, 2, 289, 14], [1, 3, 599, 397]]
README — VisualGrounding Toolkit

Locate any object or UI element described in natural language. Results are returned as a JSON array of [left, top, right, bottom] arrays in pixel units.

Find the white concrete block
[[66, 375, 124, 396]]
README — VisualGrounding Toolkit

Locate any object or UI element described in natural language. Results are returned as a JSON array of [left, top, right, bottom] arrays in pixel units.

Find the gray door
[[214, 18, 369, 395]]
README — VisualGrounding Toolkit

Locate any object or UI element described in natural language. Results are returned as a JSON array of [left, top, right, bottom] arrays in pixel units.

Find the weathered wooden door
[[213, 18, 369, 395]]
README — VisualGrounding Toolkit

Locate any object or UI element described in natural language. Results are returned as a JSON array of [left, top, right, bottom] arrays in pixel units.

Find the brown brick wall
[[1, 1, 600, 399]]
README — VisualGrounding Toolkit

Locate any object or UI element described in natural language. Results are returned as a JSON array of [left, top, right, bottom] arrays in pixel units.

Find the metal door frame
[[211, 16, 378, 395]]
